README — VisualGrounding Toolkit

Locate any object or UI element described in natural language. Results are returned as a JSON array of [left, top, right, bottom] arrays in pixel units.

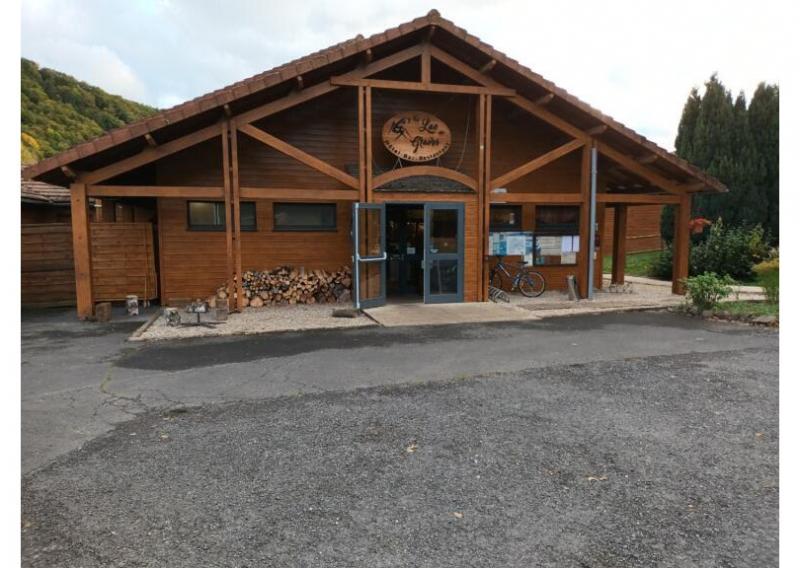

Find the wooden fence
[[21, 222, 157, 308]]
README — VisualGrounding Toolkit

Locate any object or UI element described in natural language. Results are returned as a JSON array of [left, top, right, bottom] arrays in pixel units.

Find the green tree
[[20, 58, 158, 165], [662, 75, 779, 243]]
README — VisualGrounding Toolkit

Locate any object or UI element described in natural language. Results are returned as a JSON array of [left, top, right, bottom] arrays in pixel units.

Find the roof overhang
[[21, 10, 726, 196]]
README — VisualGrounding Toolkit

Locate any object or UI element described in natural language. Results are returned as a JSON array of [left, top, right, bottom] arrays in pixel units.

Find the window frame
[[273, 202, 337, 232], [534, 205, 580, 236], [186, 201, 257, 232], [489, 204, 523, 231]]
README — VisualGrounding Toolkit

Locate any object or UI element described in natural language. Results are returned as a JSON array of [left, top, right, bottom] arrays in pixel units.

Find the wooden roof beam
[[491, 138, 585, 189], [238, 123, 359, 189], [78, 122, 222, 185], [480, 59, 497, 74], [596, 141, 686, 194], [637, 153, 658, 164], [330, 77, 515, 96], [234, 43, 425, 128], [587, 124, 607, 136], [428, 45, 586, 141]]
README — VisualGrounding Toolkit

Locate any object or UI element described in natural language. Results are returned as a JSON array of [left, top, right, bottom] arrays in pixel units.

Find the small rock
[[752, 315, 777, 325], [701, 309, 713, 318], [250, 296, 264, 308]]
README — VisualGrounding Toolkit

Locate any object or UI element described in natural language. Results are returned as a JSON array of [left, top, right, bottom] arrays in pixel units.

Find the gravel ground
[[135, 304, 375, 341], [22, 345, 778, 567]]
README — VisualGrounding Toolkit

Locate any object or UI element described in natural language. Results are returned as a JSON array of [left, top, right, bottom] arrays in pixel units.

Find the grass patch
[[715, 300, 778, 318], [602, 250, 662, 278]]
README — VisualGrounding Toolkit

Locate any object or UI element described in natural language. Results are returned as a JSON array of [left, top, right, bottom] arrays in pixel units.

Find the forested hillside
[[21, 58, 158, 165]]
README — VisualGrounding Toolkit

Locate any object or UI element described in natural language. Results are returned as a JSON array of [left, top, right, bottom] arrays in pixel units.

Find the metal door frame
[[423, 202, 465, 304], [352, 202, 386, 309]]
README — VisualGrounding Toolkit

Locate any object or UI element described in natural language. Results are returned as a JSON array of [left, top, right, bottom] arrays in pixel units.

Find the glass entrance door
[[424, 202, 464, 304], [352, 202, 386, 309]]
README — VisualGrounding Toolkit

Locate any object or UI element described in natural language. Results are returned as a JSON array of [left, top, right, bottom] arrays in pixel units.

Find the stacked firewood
[[215, 266, 352, 308]]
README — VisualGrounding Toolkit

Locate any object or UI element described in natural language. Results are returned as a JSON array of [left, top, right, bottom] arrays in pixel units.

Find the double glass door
[[353, 202, 464, 308]]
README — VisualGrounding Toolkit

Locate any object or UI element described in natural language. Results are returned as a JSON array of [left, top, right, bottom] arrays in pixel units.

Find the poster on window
[[489, 231, 534, 258], [535, 235, 580, 265]]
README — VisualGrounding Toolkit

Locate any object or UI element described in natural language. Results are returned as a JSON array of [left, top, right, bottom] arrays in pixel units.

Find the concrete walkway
[[365, 301, 539, 327], [607, 273, 766, 300]]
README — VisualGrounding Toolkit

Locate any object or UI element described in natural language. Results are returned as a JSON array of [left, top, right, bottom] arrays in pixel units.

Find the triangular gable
[[22, 10, 726, 194]]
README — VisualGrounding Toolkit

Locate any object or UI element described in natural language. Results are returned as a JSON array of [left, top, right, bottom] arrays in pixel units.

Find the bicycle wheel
[[518, 271, 546, 297]]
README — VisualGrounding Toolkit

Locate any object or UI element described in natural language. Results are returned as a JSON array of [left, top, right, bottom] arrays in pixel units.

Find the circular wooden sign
[[381, 111, 451, 162]]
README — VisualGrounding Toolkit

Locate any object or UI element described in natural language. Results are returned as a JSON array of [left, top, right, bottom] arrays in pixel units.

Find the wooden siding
[[22, 221, 156, 307], [602, 204, 663, 255], [241, 200, 353, 272], [158, 198, 353, 304], [90, 223, 158, 302], [21, 224, 76, 307]]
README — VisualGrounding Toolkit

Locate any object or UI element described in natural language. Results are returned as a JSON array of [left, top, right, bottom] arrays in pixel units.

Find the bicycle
[[489, 255, 546, 298]]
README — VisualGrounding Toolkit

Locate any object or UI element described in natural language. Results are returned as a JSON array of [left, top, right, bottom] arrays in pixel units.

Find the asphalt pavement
[[21, 309, 778, 566]]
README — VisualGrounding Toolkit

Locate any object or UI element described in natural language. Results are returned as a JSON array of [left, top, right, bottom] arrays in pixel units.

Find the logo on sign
[[381, 111, 452, 162]]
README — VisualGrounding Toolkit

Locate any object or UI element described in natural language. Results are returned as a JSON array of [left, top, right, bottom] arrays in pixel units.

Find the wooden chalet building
[[22, 11, 725, 318]]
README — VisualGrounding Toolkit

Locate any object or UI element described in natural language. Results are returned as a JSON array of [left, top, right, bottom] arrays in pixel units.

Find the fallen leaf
[[160, 433, 170, 440], [452, 512, 463, 519], [755, 432, 764, 438], [586, 475, 608, 482], [405, 442, 418, 453]]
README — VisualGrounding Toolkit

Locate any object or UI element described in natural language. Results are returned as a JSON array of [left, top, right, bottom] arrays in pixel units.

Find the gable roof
[[21, 10, 726, 194]]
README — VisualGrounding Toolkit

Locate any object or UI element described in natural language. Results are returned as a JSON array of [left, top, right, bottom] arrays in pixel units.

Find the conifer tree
[[661, 75, 779, 243]]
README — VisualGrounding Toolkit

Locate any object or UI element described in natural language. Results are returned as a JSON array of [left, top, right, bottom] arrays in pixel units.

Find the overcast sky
[[21, 0, 784, 151]]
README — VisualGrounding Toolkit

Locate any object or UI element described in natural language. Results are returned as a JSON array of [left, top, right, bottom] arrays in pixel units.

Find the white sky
[[21, 0, 786, 151]]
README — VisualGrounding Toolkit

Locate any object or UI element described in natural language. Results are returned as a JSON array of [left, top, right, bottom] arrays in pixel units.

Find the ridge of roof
[[21, 9, 725, 193]]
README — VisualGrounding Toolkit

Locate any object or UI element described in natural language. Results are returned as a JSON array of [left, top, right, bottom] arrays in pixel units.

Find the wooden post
[[595, 204, 606, 290], [70, 183, 93, 319], [475, 94, 486, 302], [365, 87, 373, 202], [611, 204, 627, 284], [672, 194, 691, 294], [482, 95, 493, 301], [578, 144, 592, 298], [420, 42, 431, 84], [231, 127, 244, 309], [222, 121, 234, 305], [357, 86, 366, 202]]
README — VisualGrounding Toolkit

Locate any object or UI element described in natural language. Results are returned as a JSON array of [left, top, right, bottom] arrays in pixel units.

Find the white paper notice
[[561, 237, 572, 253], [506, 235, 526, 256], [571, 235, 580, 253]]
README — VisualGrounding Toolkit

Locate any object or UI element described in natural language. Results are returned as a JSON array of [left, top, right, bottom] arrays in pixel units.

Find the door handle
[[359, 252, 387, 262]]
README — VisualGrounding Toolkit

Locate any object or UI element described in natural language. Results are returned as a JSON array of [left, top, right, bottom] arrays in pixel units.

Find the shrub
[[649, 245, 674, 280], [689, 220, 768, 281], [753, 257, 779, 304], [684, 272, 735, 310]]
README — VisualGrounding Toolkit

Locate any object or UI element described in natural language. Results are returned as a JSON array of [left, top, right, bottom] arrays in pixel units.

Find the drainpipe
[[587, 144, 598, 300]]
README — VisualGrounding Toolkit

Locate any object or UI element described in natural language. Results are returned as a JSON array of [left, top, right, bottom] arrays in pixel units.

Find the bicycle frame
[[491, 259, 524, 291]]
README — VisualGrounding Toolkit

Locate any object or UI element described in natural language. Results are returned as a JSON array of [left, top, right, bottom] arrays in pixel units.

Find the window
[[489, 205, 522, 231], [535, 206, 579, 236], [274, 203, 337, 231], [534, 206, 580, 266], [187, 201, 256, 231]]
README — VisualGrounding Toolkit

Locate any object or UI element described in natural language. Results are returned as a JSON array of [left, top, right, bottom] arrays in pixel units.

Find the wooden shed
[[22, 10, 726, 318]]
